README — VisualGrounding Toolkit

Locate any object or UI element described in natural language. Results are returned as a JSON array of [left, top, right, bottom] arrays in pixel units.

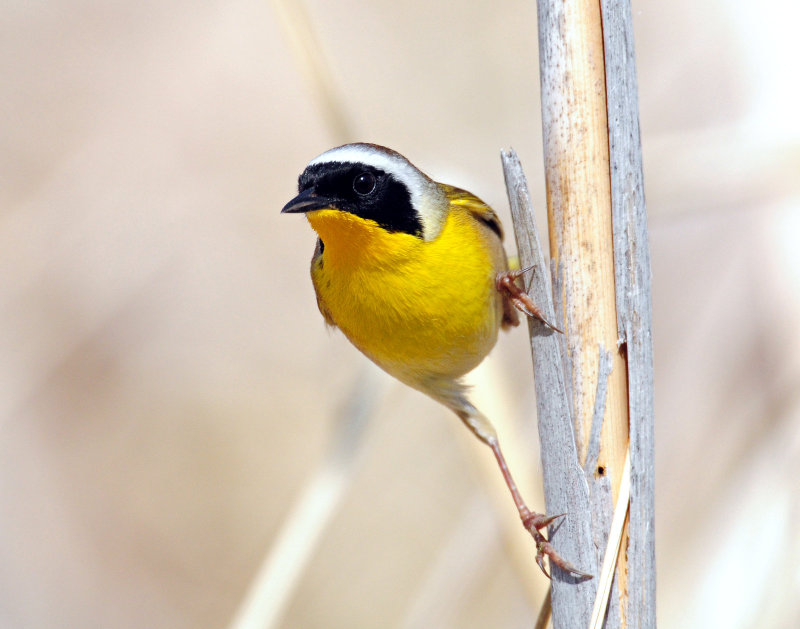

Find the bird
[[281, 142, 588, 578]]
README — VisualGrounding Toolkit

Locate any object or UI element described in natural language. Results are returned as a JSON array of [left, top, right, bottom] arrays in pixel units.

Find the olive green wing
[[442, 184, 505, 241]]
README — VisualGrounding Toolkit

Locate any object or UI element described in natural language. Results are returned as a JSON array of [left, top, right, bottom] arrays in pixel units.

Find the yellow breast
[[307, 207, 502, 385]]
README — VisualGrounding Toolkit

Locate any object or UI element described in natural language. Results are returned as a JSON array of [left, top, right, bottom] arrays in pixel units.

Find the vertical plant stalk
[[503, 151, 597, 628], [601, 0, 656, 625], [536, 0, 630, 501], [504, 0, 654, 626], [536, 0, 629, 624]]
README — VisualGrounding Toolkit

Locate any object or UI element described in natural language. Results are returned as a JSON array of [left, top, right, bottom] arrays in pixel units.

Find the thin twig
[[534, 589, 553, 629], [270, 0, 354, 142], [589, 450, 631, 629], [227, 367, 385, 629]]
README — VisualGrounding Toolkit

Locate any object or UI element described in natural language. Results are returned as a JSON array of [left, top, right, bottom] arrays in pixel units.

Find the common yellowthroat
[[282, 143, 585, 577]]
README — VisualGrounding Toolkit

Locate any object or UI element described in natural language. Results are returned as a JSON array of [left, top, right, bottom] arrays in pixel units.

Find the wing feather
[[441, 184, 505, 240]]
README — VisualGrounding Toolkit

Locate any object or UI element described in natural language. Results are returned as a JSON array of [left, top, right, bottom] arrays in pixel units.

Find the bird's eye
[[353, 172, 376, 196]]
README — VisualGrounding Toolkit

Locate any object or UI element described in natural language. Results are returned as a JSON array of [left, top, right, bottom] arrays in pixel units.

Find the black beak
[[281, 188, 336, 214]]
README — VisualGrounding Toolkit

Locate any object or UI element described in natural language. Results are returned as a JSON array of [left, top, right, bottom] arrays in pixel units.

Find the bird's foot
[[496, 268, 563, 333], [521, 510, 593, 579], [486, 439, 590, 579]]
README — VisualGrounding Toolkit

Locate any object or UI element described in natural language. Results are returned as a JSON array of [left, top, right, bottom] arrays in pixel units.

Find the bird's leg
[[487, 437, 592, 579], [456, 408, 590, 579], [496, 267, 563, 333]]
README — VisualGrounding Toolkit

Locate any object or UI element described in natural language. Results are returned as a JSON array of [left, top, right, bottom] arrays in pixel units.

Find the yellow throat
[[306, 207, 501, 382]]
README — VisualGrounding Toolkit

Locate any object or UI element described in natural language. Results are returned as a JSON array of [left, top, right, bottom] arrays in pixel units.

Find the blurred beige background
[[2, 0, 799, 627]]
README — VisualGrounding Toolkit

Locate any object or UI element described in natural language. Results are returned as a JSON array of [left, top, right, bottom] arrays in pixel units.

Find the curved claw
[[536, 538, 594, 579], [524, 513, 594, 579], [535, 546, 552, 579], [523, 511, 566, 531], [496, 271, 564, 333]]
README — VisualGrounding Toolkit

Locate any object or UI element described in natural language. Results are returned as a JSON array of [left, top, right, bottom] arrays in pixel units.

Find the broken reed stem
[[531, 0, 654, 624], [505, 0, 653, 625], [537, 0, 630, 506], [600, 0, 657, 623], [503, 151, 597, 627]]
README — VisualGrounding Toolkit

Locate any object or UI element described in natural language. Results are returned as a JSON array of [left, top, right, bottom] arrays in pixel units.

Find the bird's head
[[281, 144, 450, 253]]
